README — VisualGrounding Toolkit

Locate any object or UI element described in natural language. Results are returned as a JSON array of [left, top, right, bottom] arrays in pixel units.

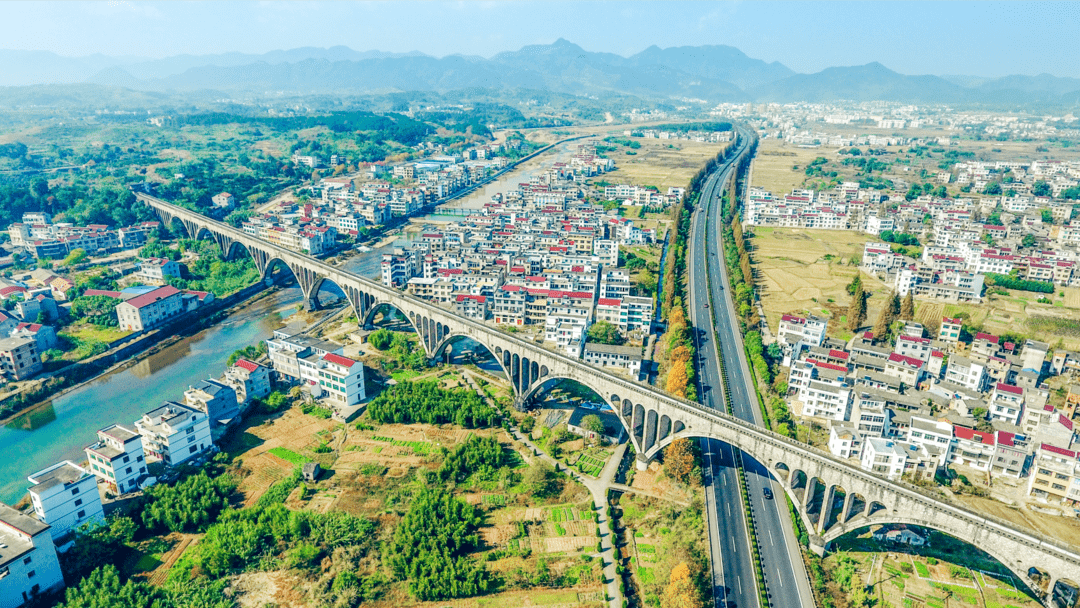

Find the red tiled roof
[[828, 349, 850, 360], [887, 353, 923, 368], [1041, 443, 1077, 458], [455, 294, 486, 303], [954, 426, 994, 445], [995, 382, 1023, 396], [597, 298, 621, 307], [975, 332, 999, 343], [322, 353, 357, 368], [124, 285, 181, 309], [1061, 414, 1075, 431], [234, 358, 261, 373]]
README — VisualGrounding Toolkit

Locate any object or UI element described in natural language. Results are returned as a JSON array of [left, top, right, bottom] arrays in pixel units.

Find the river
[[0, 287, 307, 504], [0, 137, 589, 504]]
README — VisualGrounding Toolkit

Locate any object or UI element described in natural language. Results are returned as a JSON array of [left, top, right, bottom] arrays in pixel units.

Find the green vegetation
[[139, 472, 236, 534], [68, 295, 123, 327], [226, 341, 267, 365], [387, 487, 492, 601], [437, 435, 505, 483], [369, 329, 427, 371], [586, 320, 625, 345], [986, 272, 1054, 294], [269, 447, 309, 465], [367, 381, 498, 428], [167, 239, 260, 296]]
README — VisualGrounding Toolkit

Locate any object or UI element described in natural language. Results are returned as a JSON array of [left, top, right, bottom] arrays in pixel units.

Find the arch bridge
[[139, 192, 1080, 604]]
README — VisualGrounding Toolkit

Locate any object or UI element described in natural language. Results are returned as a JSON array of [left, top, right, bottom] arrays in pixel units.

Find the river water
[[0, 138, 590, 504], [0, 287, 305, 504]]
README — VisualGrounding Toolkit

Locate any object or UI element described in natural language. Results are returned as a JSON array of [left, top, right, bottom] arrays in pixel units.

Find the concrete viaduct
[[138, 192, 1080, 604]]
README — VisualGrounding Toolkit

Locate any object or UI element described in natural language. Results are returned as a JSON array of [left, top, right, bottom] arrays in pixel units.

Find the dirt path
[[147, 533, 198, 586]]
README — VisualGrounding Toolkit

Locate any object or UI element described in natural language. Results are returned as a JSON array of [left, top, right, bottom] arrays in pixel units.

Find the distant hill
[[3, 41, 1079, 108], [751, 62, 973, 104]]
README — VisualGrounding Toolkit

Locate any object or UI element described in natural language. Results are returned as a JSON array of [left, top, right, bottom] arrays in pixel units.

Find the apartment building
[[26, 461, 105, 542], [116, 285, 185, 332], [84, 424, 148, 495], [1027, 443, 1080, 505], [136, 258, 182, 286], [0, 503, 65, 608], [221, 359, 272, 405], [135, 402, 213, 466], [314, 353, 366, 408], [184, 379, 240, 430], [583, 343, 643, 376], [0, 337, 41, 381]]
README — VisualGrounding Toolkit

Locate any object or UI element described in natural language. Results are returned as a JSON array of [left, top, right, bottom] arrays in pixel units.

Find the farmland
[[751, 138, 842, 196], [748, 226, 886, 339], [599, 137, 731, 193], [826, 528, 1042, 608], [914, 289, 1080, 351]]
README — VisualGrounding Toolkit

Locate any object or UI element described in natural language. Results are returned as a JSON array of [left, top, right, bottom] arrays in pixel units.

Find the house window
[[74, 498, 83, 507], [77, 510, 86, 518], [23, 556, 32, 565], [27, 570, 35, 579], [125, 467, 132, 474], [123, 455, 130, 463], [71, 487, 80, 495], [189, 445, 198, 454]]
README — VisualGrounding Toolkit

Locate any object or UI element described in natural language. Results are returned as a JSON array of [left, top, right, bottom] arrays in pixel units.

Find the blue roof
[[121, 285, 158, 296]]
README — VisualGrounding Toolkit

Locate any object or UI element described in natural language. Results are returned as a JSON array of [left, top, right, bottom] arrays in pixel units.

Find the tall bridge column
[[635, 452, 652, 471], [817, 484, 836, 534]]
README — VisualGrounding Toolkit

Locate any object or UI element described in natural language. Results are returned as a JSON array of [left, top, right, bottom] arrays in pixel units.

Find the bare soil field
[[600, 139, 730, 193], [751, 138, 841, 195], [228, 408, 338, 505], [749, 227, 887, 337], [915, 290, 1080, 351]]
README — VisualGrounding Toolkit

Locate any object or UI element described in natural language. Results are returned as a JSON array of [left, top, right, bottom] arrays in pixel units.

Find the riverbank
[[0, 281, 277, 427], [0, 285, 311, 504]]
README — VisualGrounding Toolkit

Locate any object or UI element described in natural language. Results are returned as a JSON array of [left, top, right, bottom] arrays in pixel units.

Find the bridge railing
[[137, 191, 1080, 565]]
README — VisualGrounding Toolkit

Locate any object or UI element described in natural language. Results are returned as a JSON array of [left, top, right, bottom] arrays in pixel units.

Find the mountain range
[[2, 39, 1079, 108]]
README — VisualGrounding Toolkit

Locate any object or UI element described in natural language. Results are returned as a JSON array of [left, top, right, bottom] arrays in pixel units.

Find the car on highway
[[763, 487, 773, 500], [704, 303, 709, 308]]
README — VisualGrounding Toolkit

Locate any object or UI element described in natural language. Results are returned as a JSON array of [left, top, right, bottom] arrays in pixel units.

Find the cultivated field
[[829, 529, 1043, 608], [600, 138, 730, 193], [751, 138, 843, 195], [914, 289, 1080, 351], [749, 227, 888, 339]]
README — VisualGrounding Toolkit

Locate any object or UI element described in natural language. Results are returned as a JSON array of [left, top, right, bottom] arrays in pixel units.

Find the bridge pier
[[808, 534, 827, 557], [817, 484, 836, 534], [840, 491, 855, 525], [635, 452, 652, 471], [304, 296, 321, 312]]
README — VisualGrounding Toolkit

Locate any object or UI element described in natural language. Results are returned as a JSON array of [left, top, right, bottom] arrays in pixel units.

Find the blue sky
[[1, 1, 1078, 78]]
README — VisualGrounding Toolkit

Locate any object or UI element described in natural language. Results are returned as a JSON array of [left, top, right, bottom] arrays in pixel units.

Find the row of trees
[[986, 272, 1055, 294], [368, 328, 427, 370], [387, 487, 492, 601], [367, 381, 499, 428], [139, 472, 236, 534]]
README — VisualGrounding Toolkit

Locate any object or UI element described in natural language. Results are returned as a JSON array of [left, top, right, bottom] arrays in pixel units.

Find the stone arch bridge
[[139, 193, 1080, 603]]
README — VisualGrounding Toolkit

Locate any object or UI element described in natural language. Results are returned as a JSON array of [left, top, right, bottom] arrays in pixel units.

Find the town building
[[25, 461, 104, 542], [116, 285, 185, 332], [222, 359, 272, 404], [135, 402, 213, 466], [84, 424, 148, 495], [0, 503, 65, 608], [184, 379, 241, 430], [0, 336, 41, 381]]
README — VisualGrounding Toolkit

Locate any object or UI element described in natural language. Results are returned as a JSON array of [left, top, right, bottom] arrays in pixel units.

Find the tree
[[1022, 233, 1037, 249], [580, 414, 605, 442], [1033, 180, 1052, 198], [665, 364, 689, 399], [848, 282, 867, 331], [587, 321, 625, 346], [846, 272, 863, 296], [1042, 209, 1054, 224], [872, 292, 899, 341], [664, 439, 696, 485], [368, 328, 394, 350], [661, 562, 704, 608], [900, 292, 915, 321], [523, 462, 560, 498], [60, 248, 88, 267]]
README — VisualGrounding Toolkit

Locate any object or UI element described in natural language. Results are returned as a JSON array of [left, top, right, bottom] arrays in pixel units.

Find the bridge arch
[[306, 275, 351, 312], [827, 523, 1048, 604], [432, 333, 510, 381], [362, 301, 423, 340]]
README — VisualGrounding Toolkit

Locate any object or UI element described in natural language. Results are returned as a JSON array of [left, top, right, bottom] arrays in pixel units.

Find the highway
[[688, 129, 816, 607]]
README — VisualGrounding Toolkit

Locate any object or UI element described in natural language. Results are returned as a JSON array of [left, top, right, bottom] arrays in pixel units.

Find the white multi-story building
[[989, 382, 1026, 426], [0, 503, 65, 608], [222, 359, 272, 405], [135, 402, 213, 466], [861, 437, 909, 480], [26, 461, 104, 542], [84, 424, 148, 495], [583, 343, 643, 376], [828, 422, 863, 459], [313, 353, 366, 408]]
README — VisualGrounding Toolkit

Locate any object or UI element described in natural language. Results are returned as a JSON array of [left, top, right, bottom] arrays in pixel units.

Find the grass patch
[[268, 447, 308, 465]]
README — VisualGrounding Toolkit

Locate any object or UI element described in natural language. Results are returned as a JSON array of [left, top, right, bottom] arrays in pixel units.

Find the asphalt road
[[688, 130, 816, 608]]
